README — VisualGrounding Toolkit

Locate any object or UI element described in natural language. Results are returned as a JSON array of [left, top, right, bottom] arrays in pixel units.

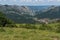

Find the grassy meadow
[[0, 27, 60, 40], [0, 23, 60, 40]]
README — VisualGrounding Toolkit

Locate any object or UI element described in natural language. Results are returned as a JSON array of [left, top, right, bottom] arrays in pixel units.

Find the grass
[[0, 23, 60, 40], [0, 27, 60, 40]]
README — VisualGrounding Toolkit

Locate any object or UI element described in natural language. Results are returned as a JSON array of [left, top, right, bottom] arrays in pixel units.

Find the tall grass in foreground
[[0, 23, 60, 40], [0, 27, 60, 40]]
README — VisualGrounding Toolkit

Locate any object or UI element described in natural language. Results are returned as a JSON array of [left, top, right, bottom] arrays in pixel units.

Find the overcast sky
[[0, 0, 60, 5]]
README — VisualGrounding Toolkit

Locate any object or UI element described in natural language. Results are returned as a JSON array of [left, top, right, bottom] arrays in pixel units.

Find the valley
[[0, 5, 60, 40]]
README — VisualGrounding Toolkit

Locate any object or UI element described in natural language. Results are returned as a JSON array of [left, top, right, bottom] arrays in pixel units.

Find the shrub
[[19, 24, 37, 29], [39, 24, 52, 31], [0, 12, 17, 27], [5, 24, 17, 27], [0, 27, 5, 32], [56, 25, 60, 33]]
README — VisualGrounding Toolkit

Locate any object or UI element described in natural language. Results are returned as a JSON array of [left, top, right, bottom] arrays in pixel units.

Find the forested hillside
[[0, 12, 16, 27]]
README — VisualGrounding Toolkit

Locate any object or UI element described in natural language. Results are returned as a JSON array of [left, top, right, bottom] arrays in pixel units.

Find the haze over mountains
[[0, 5, 60, 23]]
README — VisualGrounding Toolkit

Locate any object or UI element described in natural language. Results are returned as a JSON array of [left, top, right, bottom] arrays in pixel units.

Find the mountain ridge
[[0, 5, 60, 23]]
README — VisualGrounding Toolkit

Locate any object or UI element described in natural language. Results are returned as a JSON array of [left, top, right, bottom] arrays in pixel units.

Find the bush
[[56, 25, 60, 33], [0, 27, 5, 32], [5, 24, 17, 27], [19, 24, 37, 29], [39, 24, 52, 31], [0, 12, 17, 27]]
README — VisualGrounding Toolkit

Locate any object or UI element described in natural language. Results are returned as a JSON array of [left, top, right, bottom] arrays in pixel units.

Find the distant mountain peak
[[36, 6, 60, 19]]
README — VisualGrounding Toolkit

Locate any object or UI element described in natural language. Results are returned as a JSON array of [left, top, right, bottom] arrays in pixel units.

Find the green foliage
[[0, 12, 16, 27], [19, 24, 37, 29], [0, 27, 60, 40], [55, 25, 60, 33], [0, 27, 5, 32], [39, 24, 52, 30], [16, 23, 60, 33]]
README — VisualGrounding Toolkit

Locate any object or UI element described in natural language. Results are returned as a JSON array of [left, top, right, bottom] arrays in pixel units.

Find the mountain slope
[[0, 12, 16, 27], [0, 5, 60, 24], [0, 5, 37, 23], [35, 6, 60, 19]]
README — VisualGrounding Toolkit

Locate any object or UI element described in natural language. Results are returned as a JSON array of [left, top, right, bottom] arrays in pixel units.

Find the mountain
[[0, 5, 60, 24], [0, 5, 36, 23], [28, 6, 49, 11], [28, 6, 49, 15], [0, 5, 49, 23], [35, 6, 60, 19]]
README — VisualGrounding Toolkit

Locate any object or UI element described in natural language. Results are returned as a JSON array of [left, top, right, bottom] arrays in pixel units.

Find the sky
[[0, 0, 60, 5]]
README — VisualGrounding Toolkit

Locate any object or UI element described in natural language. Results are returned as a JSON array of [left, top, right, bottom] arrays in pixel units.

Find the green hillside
[[0, 12, 16, 27]]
